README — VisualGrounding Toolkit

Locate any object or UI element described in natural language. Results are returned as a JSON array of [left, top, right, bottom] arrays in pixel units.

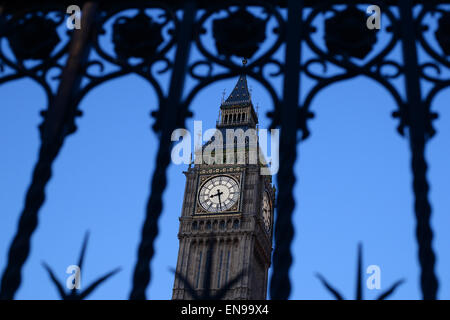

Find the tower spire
[[221, 59, 252, 107], [222, 80, 251, 107], [217, 60, 258, 128]]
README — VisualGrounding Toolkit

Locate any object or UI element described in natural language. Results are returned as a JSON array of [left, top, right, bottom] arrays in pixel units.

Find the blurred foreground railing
[[0, 0, 449, 300]]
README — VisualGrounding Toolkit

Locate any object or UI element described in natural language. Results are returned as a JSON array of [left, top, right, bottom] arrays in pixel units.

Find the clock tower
[[172, 70, 275, 300]]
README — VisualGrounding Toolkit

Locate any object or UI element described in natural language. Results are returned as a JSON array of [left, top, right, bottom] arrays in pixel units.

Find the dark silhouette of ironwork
[[0, 0, 448, 300], [316, 243, 405, 300], [172, 239, 244, 300], [42, 232, 121, 300], [0, 2, 99, 300]]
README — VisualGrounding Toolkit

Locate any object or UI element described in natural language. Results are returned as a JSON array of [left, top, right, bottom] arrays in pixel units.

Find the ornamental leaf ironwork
[[42, 232, 121, 300], [324, 6, 377, 59], [0, 0, 449, 302], [112, 11, 164, 61], [212, 8, 267, 59], [6, 14, 60, 61], [316, 243, 405, 300], [435, 11, 450, 55]]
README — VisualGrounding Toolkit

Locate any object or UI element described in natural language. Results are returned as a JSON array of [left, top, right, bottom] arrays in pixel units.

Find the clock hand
[[210, 189, 224, 199], [210, 190, 219, 198], [210, 189, 224, 210], [218, 192, 222, 210]]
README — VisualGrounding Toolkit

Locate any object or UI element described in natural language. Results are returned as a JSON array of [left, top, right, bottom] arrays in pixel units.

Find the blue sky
[[1, 6, 450, 300]]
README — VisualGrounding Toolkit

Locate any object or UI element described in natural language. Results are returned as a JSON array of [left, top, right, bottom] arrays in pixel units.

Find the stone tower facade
[[172, 71, 275, 300]]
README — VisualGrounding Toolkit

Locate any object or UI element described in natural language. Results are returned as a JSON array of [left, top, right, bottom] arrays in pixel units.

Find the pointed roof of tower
[[222, 74, 252, 107], [222, 59, 252, 107]]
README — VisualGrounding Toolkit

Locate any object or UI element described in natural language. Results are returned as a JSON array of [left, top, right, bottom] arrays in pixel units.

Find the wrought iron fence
[[0, 0, 449, 300]]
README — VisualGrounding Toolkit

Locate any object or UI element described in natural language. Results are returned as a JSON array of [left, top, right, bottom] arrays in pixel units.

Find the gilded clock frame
[[193, 167, 244, 216]]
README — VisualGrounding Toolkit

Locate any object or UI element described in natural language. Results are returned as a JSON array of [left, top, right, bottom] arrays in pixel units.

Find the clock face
[[262, 191, 272, 232], [198, 175, 240, 213]]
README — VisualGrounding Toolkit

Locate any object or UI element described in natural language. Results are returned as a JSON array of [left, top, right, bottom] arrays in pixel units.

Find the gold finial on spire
[[242, 58, 247, 66]]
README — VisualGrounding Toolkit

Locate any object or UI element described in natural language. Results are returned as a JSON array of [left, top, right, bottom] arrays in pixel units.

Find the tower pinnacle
[[217, 72, 258, 128], [221, 73, 252, 107]]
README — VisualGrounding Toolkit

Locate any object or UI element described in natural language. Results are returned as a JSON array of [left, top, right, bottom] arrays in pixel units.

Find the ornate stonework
[[172, 72, 275, 300]]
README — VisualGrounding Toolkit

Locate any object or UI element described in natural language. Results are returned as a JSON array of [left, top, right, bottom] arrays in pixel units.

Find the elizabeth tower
[[172, 71, 275, 300]]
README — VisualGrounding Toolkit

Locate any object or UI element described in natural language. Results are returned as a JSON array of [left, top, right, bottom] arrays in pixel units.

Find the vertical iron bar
[[129, 1, 196, 300], [399, 0, 438, 300], [270, 0, 303, 300], [0, 2, 98, 300], [356, 243, 363, 300]]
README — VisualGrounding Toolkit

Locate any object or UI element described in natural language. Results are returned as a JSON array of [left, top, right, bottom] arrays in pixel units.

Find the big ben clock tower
[[172, 70, 275, 300]]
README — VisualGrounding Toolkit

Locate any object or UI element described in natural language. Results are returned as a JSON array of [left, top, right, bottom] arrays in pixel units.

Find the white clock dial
[[262, 191, 272, 232], [198, 176, 240, 213]]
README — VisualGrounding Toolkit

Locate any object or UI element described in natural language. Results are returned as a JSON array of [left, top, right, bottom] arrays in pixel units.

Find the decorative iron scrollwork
[[6, 13, 61, 61], [70, 4, 179, 125], [184, 1, 284, 132], [1, 0, 450, 302], [302, 4, 406, 136], [195, 2, 284, 70], [435, 11, 450, 55], [212, 7, 267, 59], [415, 5, 450, 132], [112, 10, 164, 61], [0, 7, 73, 129], [324, 6, 377, 60]]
